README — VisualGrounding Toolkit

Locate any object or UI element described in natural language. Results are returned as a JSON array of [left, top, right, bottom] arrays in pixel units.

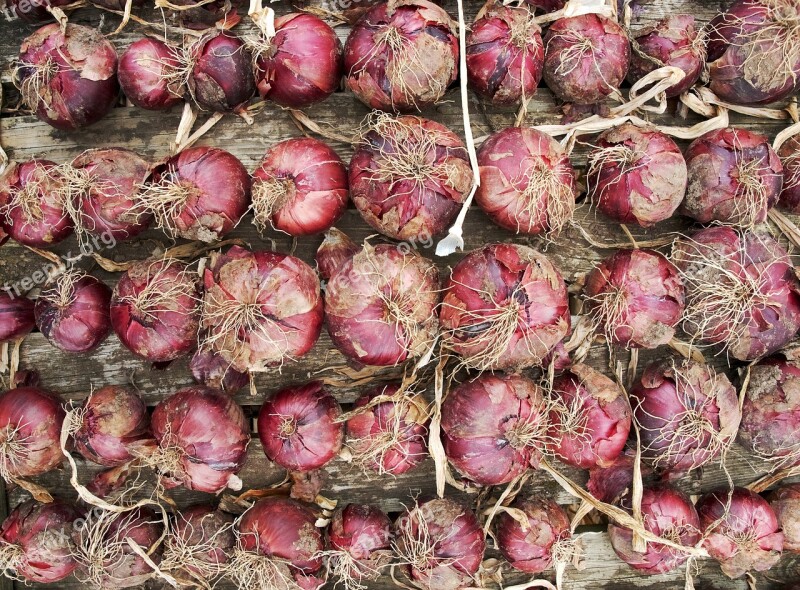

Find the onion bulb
[[187, 32, 255, 113], [0, 292, 35, 343], [118, 38, 184, 111], [162, 505, 235, 582], [769, 484, 800, 553], [327, 503, 393, 587]]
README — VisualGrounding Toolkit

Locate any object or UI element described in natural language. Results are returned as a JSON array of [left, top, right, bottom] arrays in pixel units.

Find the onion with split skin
[[325, 242, 439, 367], [697, 487, 783, 579], [14, 24, 119, 130], [442, 373, 547, 486], [475, 127, 577, 235], [187, 31, 255, 114], [327, 503, 393, 587], [252, 138, 349, 236], [190, 347, 249, 393], [118, 38, 184, 111], [344, 0, 458, 112], [0, 292, 35, 343], [440, 243, 570, 371]]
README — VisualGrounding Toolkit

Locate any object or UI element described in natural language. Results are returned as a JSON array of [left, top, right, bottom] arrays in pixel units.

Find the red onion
[[442, 373, 547, 486], [346, 383, 428, 475], [72, 385, 152, 467], [671, 226, 800, 360], [495, 497, 572, 574], [344, 0, 458, 112], [681, 127, 782, 227], [34, 270, 112, 353], [628, 15, 705, 97], [162, 505, 235, 581], [167, 0, 240, 30], [231, 496, 324, 589], [252, 138, 348, 236], [0, 292, 35, 343], [251, 13, 343, 108], [586, 123, 687, 226], [0, 386, 64, 480], [258, 381, 343, 472], [739, 356, 800, 468], [118, 38, 184, 111], [631, 360, 740, 476], [584, 248, 685, 349], [778, 135, 800, 213], [327, 503, 392, 586], [69, 148, 152, 242], [15, 24, 118, 130], [316, 228, 359, 282], [697, 487, 783, 578], [0, 498, 80, 583], [72, 506, 163, 589], [185, 32, 255, 113], [542, 14, 630, 105], [769, 484, 800, 553], [466, 3, 544, 106], [475, 127, 576, 235], [325, 242, 439, 366], [140, 147, 250, 242], [440, 243, 570, 371], [110, 259, 201, 363], [706, 0, 800, 105], [150, 386, 249, 493], [202, 246, 323, 372], [393, 498, 485, 590], [547, 363, 631, 469], [190, 347, 249, 393], [0, 160, 72, 248], [587, 452, 652, 504], [349, 114, 472, 241], [608, 485, 701, 574], [7, 0, 74, 23]]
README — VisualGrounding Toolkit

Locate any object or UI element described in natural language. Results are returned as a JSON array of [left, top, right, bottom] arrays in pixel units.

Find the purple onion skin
[[697, 487, 784, 579], [7, 0, 74, 23], [495, 497, 570, 574], [34, 273, 112, 354], [170, 505, 236, 573], [190, 347, 249, 393], [328, 503, 392, 561], [316, 228, 359, 282], [542, 14, 630, 105], [118, 38, 184, 111], [0, 292, 35, 343], [189, 32, 255, 113], [628, 14, 704, 97], [778, 135, 800, 213], [770, 484, 800, 553], [17, 24, 119, 130]]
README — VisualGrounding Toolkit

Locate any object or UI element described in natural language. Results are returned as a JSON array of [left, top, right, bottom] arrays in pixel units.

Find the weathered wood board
[[2, 0, 800, 588]]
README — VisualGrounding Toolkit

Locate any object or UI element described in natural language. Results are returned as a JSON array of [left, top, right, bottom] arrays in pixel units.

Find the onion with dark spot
[[187, 32, 255, 113]]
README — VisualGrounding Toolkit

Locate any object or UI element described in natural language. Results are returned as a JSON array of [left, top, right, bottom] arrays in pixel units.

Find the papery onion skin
[[349, 114, 472, 241], [466, 2, 543, 106], [71, 148, 152, 241], [151, 386, 249, 493], [769, 484, 800, 553], [631, 360, 740, 476], [394, 498, 485, 590], [584, 248, 685, 349], [168, 505, 235, 575], [330, 503, 392, 560], [344, 0, 458, 112], [697, 487, 783, 579], [475, 127, 576, 235], [118, 38, 183, 111], [587, 123, 687, 226], [34, 272, 112, 353], [253, 13, 343, 108], [0, 498, 80, 583], [779, 135, 800, 213], [144, 147, 250, 242], [587, 452, 653, 504], [628, 15, 705, 97], [72, 386, 152, 468], [0, 292, 35, 343], [442, 373, 546, 486], [190, 347, 249, 393], [0, 386, 65, 478], [672, 226, 800, 361], [189, 32, 255, 113], [739, 356, 800, 467], [608, 485, 701, 574], [681, 127, 782, 226], [440, 243, 570, 371], [110, 259, 201, 363], [202, 246, 323, 372], [16, 24, 119, 130], [316, 228, 359, 282], [495, 497, 570, 574], [252, 137, 348, 236], [547, 363, 631, 469], [346, 383, 429, 475], [258, 381, 343, 472], [325, 242, 439, 366], [0, 160, 73, 247], [542, 14, 630, 105]]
